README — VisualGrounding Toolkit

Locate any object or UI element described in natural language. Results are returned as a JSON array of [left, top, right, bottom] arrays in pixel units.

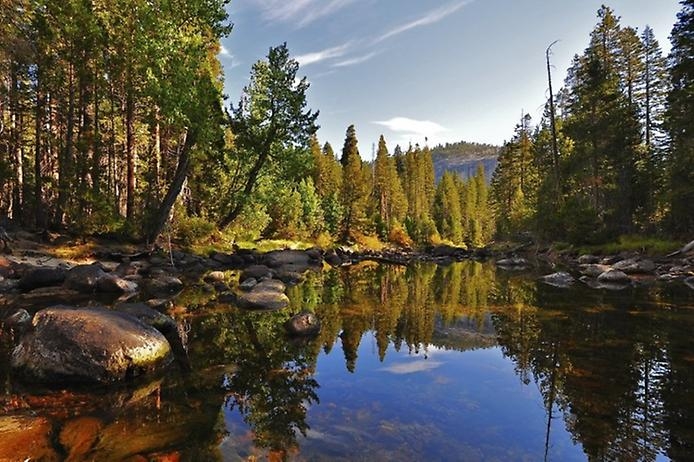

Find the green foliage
[[173, 214, 216, 246], [339, 125, 370, 240]]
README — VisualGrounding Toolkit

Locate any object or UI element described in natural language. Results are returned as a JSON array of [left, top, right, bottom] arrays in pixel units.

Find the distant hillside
[[430, 141, 501, 183]]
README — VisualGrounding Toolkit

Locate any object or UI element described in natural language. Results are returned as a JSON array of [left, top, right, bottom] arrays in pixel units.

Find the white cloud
[[374, 117, 448, 137], [332, 51, 380, 68], [381, 360, 443, 375], [219, 45, 230, 56], [375, 0, 471, 43], [247, 0, 355, 27], [295, 42, 352, 67]]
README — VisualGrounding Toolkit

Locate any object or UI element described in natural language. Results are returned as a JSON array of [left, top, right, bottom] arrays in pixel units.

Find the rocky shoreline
[[1, 231, 692, 387]]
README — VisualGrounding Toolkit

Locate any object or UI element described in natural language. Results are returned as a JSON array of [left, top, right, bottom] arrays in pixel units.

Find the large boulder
[[63, 264, 108, 293], [577, 254, 600, 264], [11, 307, 173, 384], [18, 267, 67, 291], [97, 273, 138, 293]]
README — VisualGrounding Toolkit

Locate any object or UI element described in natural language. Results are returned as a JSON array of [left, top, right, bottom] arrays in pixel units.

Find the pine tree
[[339, 125, 368, 240], [373, 135, 407, 236], [666, 0, 694, 234], [434, 172, 463, 243]]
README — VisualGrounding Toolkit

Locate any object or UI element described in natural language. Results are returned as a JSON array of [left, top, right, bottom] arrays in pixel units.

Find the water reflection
[[1, 261, 693, 460]]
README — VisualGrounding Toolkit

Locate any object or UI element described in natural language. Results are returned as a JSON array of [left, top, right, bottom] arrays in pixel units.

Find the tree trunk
[[125, 76, 135, 221], [146, 129, 197, 244], [34, 67, 45, 228]]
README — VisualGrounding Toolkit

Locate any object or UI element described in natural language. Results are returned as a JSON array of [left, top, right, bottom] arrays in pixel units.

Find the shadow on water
[[1, 261, 694, 460]]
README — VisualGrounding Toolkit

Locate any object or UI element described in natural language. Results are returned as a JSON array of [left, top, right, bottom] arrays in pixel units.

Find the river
[[1, 261, 693, 461]]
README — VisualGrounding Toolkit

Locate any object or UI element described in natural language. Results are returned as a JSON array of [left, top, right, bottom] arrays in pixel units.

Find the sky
[[218, 0, 682, 159]]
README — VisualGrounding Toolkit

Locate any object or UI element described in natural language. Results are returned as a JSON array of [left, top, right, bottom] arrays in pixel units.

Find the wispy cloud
[[381, 360, 443, 375], [295, 42, 352, 67], [219, 45, 230, 56], [374, 117, 448, 137], [247, 0, 355, 27], [375, 0, 471, 43], [332, 51, 380, 68]]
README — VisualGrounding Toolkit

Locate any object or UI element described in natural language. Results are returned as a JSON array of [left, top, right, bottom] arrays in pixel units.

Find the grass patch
[[577, 235, 683, 256]]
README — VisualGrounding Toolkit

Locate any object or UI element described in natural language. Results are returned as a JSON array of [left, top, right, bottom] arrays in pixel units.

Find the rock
[[577, 254, 600, 264], [255, 279, 286, 293], [115, 261, 139, 277], [305, 248, 322, 261], [19, 286, 84, 303], [285, 311, 321, 336], [18, 267, 67, 291], [264, 249, 312, 268], [240, 264, 273, 281], [0, 277, 19, 293], [324, 250, 343, 267], [114, 303, 177, 336], [145, 275, 183, 297], [239, 277, 258, 291], [11, 307, 173, 384], [148, 255, 168, 266], [210, 251, 243, 267], [203, 271, 226, 283], [496, 257, 528, 268], [539, 272, 575, 288], [97, 273, 138, 293], [0, 255, 15, 278], [612, 258, 656, 274], [685, 277, 694, 290], [59, 416, 104, 462], [579, 263, 612, 278], [235, 279, 289, 310], [275, 270, 304, 285], [1, 308, 31, 335], [597, 269, 632, 284], [0, 416, 59, 461], [64, 264, 108, 293]]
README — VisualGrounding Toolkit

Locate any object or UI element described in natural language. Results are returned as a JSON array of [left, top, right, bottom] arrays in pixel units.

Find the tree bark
[[146, 129, 197, 244]]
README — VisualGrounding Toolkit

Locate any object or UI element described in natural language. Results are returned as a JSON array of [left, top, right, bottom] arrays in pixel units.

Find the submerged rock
[[145, 275, 183, 297], [285, 311, 321, 336], [0, 416, 59, 461], [12, 307, 173, 384], [539, 272, 575, 288]]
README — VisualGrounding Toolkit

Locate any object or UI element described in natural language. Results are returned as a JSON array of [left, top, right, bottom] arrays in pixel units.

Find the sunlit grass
[[577, 235, 683, 256]]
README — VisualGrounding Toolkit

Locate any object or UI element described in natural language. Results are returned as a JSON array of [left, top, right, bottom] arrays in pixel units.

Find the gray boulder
[[285, 311, 321, 336], [235, 279, 289, 310], [240, 265, 273, 282], [145, 275, 183, 297], [577, 254, 600, 264], [579, 263, 612, 278], [11, 307, 173, 384], [597, 269, 631, 284], [239, 277, 258, 291], [97, 273, 138, 293], [539, 272, 575, 288], [612, 258, 656, 274], [64, 264, 108, 293], [263, 249, 312, 268]]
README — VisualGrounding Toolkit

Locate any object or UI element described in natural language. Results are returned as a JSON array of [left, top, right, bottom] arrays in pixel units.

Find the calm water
[[1, 261, 694, 461]]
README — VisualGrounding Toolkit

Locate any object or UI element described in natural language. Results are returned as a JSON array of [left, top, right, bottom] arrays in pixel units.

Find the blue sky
[[219, 0, 682, 158]]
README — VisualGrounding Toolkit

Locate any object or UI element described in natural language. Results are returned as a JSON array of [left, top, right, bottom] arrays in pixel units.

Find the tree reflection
[[189, 309, 321, 458], [492, 278, 694, 461]]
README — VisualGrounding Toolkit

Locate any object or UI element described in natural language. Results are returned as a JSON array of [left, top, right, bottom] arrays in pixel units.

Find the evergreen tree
[[666, 0, 694, 234], [434, 172, 463, 244], [373, 135, 407, 237], [339, 125, 368, 240]]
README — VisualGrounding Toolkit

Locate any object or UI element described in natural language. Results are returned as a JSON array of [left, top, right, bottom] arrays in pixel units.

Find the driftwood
[[666, 239, 694, 258]]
